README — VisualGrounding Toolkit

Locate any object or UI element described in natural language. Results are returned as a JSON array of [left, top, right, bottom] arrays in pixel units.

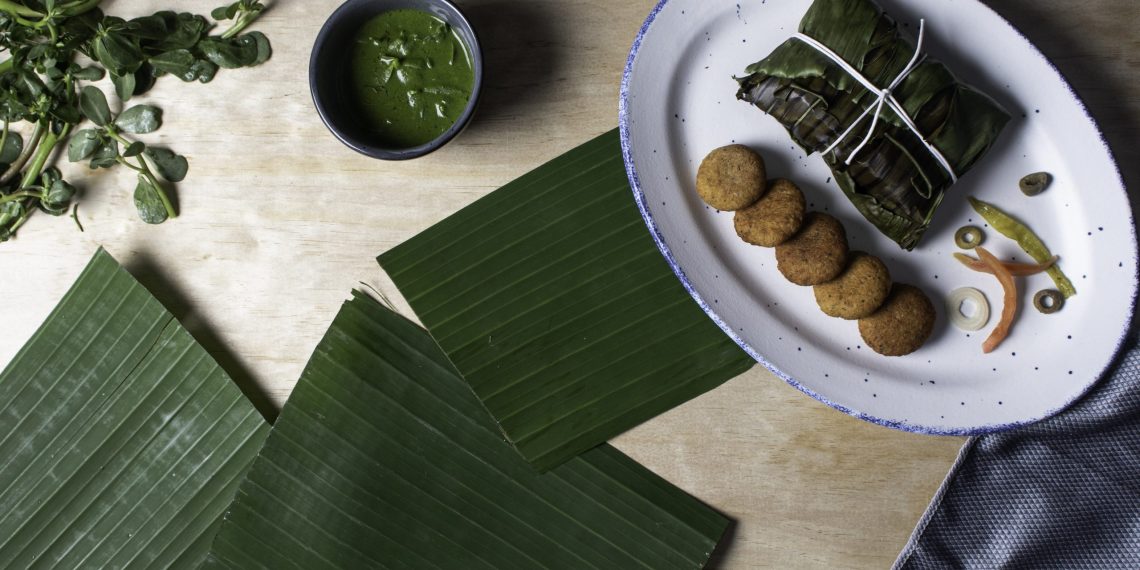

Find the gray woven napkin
[[895, 337, 1140, 569]]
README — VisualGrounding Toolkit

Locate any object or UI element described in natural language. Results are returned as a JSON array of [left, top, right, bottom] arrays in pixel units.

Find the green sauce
[[348, 9, 474, 149]]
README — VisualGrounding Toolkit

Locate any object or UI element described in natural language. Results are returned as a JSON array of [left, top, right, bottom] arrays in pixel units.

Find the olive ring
[[1034, 289, 1064, 314], [955, 226, 984, 249]]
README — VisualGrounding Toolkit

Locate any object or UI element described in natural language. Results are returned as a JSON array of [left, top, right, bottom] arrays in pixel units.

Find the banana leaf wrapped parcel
[[736, 0, 1010, 250]]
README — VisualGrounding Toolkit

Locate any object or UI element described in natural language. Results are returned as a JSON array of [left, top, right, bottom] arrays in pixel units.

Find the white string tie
[[792, 20, 958, 182]]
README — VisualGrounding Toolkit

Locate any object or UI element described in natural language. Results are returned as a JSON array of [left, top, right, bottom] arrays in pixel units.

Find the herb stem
[[0, 190, 43, 204], [58, 0, 103, 18], [0, 0, 42, 19], [138, 162, 176, 220], [108, 130, 176, 220], [143, 167, 174, 218], [19, 124, 66, 190], [220, 8, 260, 39], [0, 122, 43, 185], [114, 157, 143, 172], [0, 121, 10, 160], [5, 204, 31, 235]]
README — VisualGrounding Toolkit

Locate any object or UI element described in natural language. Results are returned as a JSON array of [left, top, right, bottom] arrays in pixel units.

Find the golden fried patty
[[695, 145, 767, 211], [733, 178, 806, 247], [814, 252, 891, 320], [775, 212, 848, 286], [858, 284, 936, 356]]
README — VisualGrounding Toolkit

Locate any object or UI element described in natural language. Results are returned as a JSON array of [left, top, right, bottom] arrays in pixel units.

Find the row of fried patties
[[695, 144, 935, 357]]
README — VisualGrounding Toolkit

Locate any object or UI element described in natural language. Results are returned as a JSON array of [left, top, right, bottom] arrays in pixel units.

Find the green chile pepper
[[968, 197, 1076, 298]]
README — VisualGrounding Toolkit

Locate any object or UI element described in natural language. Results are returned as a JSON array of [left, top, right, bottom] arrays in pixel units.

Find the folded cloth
[[895, 337, 1140, 569]]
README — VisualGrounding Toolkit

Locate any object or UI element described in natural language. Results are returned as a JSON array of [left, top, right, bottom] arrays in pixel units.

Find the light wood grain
[[0, 0, 1134, 567]]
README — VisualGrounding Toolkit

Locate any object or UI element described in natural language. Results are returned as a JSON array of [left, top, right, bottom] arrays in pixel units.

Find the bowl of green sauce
[[310, 0, 482, 160]]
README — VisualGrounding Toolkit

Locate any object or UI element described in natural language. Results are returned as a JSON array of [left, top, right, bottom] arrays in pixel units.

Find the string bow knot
[[793, 19, 958, 182]]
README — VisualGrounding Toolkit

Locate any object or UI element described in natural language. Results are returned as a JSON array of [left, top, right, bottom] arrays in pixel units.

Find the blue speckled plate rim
[[618, 0, 1139, 435]]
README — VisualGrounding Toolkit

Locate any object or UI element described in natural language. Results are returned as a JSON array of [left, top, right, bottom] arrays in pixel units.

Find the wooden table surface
[[1, 0, 1135, 567]]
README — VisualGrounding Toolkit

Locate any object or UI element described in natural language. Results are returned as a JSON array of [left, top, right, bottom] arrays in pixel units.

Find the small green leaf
[[11, 69, 45, 100], [57, 6, 102, 37], [1, 183, 31, 232], [115, 105, 162, 134], [45, 180, 76, 204], [126, 11, 210, 52], [161, 13, 210, 51], [27, 43, 49, 62], [0, 201, 23, 227], [123, 141, 145, 157], [93, 30, 144, 76], [0, 92, 31, 123], [125, 12, 169, 40], [144, 147, 188, 182], [187, 59, 218, 83], [210, 6, 231, 20], [197, 36, 259, 68], [133, 65, 157, 97], [89, 139, 120, 169], [79, 86, 112, 126], [40, 166, 61, 187], [68, 129, 101, 162], [111, 71, 136, 102], [41, 179, 77, 215], [71, 65, 105, 81], [149, 49, 195, 77], [0, 131, 24, 164], [133, 175, 169, 224], [247, 31, 272, 65], [49, 100, 82, 124]]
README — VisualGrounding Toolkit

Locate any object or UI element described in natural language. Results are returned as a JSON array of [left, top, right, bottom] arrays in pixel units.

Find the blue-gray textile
[[895, 338, 1140, 569]]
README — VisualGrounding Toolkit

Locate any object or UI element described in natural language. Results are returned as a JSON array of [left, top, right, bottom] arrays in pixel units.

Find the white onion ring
[[947, 287, 990, 332]]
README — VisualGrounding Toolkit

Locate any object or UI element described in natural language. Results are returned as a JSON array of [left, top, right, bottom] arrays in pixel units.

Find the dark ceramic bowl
[[309, 0, 483, 160]]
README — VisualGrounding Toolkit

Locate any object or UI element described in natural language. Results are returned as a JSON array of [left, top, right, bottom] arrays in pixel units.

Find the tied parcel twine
[[793, 19, 959, 182]]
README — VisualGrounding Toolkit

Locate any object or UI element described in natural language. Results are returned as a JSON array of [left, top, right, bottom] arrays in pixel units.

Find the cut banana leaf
[[0, 249, 269, 569], [204, 292, 729, 569], [379, 130, 754, 471]]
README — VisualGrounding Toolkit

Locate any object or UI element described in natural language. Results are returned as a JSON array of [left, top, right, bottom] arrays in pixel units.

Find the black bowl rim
[[308, 0, 484, 161]]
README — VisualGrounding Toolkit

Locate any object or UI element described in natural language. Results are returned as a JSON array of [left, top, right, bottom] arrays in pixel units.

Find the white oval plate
[[619, 0, 1138, 434]]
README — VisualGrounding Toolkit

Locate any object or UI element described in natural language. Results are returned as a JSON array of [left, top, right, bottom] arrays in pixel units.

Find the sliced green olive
[[955, 225, 984, 249], [1020, 172, 1051, 196], [1033, 289, 1064, 314]]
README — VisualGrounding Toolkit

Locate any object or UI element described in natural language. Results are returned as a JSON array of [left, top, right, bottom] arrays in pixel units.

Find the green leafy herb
[[0, 0, 271, 242]]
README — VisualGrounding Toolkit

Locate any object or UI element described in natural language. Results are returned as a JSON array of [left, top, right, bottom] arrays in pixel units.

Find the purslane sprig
[[0, 0, 270, 242]]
